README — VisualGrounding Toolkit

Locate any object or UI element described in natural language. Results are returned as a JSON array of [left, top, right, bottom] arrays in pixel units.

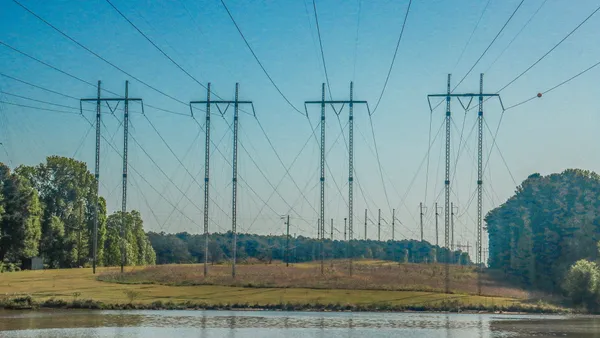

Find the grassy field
[[99, 260, 528, 298], [0, 261, 562, 313]]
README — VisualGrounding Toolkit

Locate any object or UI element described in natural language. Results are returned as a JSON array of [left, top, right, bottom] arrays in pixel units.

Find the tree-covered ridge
[[0, 156, 154, 270], [487, 169, 600, 291], [148, 231, 471, 265]]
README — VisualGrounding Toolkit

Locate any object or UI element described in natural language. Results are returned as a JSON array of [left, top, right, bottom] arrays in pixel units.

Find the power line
[[0, 100, 80, 115], [0, 90, 92, 112], [72, 123, 94, 158], [255, 116, 318, 214], [312, 0, 332, 98], [371, 0, 413, 114], [0, 73, 79, 100], [141, 113, 232, 219], [352, 0, 362, 80], [507, 59, 600, 110], [104, 0, 209, 92], [12, 0, 189, 107], [497, 3, 600, 93], [483, 116, 517, 187], [484, 0, 548, 73], [79, 113, 204, 228], [452, 0, 491, 73], [0, 40, 121, 97], [424, 109, 433, 204], [453, 0, 525, 91], [0, 44, 185, 116], [368, 114, 393, 216], [219, 0, 304, 115]]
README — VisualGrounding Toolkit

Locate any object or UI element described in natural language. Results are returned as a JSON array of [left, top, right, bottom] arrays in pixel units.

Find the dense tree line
[[148, 231, 470, 265], [487, 169, 600, 292], [0, 156, 155, 270]]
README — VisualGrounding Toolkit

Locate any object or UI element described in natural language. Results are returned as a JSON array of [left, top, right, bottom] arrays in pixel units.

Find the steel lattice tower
[[304, 83, 369, 275], [80, 81, 143, 275], [189, 84, 254, 278], [232, 83, 239, 278], [348, 82, 354, 275], [121, 80, 129, 274], [92, 81, 101, 274], [444, 74, 451, 294], [427, 73, 502, 295], [477, 74, 484, 295], [203, 83, 211, 277], [319, 83, 326, 275]]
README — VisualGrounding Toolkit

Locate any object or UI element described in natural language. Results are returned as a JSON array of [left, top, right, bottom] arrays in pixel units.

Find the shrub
[[563, 259, 600, 309]]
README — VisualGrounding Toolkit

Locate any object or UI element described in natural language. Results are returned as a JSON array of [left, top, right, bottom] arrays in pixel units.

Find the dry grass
[[0, 267, 528, 310], [99, 260, 528, 299]]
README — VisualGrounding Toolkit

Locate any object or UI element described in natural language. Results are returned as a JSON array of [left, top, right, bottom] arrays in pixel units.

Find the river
[[0, 310, 599, 337]]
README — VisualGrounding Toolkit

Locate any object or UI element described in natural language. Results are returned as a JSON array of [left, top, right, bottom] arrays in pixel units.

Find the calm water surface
[[0, 310, 599, 337]]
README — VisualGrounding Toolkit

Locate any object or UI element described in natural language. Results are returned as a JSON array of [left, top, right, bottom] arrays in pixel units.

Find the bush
[[563, 259, 600, 309], [0, 262, 21, 273]]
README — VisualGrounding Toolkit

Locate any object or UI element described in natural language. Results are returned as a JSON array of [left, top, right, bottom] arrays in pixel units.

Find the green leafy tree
[[487, 169, 600, 291], [564, 259, 600, 309], [0, 164, 42, 262], [102, 210, 155, 267], [16, 156, 100, 267]]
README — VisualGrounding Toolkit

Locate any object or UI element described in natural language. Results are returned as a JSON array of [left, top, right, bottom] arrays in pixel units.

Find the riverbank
[[0, 266, 564, 314]]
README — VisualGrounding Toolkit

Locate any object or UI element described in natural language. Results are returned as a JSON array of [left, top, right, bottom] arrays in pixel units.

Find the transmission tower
[[427, 73, 503, 295], [304, 82, 369, 275], [190, 83, 254, 278], [80, 80, 143, 274]]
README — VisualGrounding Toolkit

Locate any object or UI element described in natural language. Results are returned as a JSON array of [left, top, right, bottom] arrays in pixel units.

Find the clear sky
[[1, 0, 599, 257]]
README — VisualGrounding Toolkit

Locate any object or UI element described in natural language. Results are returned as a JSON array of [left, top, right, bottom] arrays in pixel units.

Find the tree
[[487, 169, 600, 291], [208, 240, 224, 264], [0, 164, 42, 263], [16, 156, 99, 267], [103, 210, 155, 267], [564, 259, 600, 309], [43, 216, 65, 268]]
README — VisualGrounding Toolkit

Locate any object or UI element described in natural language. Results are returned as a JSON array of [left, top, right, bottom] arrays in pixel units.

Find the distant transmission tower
[[304, 82, 369, 276], [427, 73, 504, 295], [80, 80, 143, 274], [190, 83, 255, 279]]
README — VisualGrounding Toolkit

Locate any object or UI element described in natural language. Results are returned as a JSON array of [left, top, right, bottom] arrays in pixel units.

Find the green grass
[[98, 260, 528, 298], [0, 264, 564, 313]]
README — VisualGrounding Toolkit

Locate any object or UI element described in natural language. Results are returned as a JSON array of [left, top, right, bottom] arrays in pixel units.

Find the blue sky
[[1, 0, 600, 256]]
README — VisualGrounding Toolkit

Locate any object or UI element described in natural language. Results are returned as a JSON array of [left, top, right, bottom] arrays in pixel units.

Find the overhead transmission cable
[[453, 0, 525, 91], [312, 0, 333, 98], [219, 0, 304, 115], [497, 3, 600, 93], [352, 0, 362, 80], [104, 0, 210, 93], [371, 0, 412, 114], [78, 114, 204, 228], [507, 58, 600, 110], [12, 0, 189, 106], [451, 0, 491, 73], [0, 73, 78, 100], [484, 0, 548, 73], [368, 115, 393, 216]]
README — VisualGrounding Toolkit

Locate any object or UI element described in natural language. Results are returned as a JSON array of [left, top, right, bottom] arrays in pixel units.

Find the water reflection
[[0, 309, 596, 337]]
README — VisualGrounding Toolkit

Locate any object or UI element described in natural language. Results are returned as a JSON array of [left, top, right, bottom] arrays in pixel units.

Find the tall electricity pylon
[[80, 80, 143, 274], [304, 82, 369, 275], [190, 83, 255, 278], [427, 74, 503, 295]]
